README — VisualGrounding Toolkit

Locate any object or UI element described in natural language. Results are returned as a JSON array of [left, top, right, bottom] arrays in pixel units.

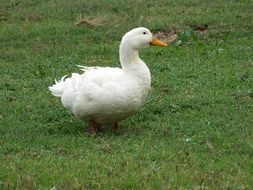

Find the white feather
[[48, 75, 67, 97]]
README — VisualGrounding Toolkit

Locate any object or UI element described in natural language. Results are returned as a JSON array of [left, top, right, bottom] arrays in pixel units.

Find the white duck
[[49, 27, 167, 133]]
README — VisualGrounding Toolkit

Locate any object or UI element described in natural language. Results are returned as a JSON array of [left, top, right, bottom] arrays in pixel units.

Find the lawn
[[0, 0, 253, 189]]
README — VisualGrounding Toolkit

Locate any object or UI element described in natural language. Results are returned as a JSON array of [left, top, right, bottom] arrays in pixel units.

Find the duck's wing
[[72, 66, 138, 120], [77, 65, 127, 103], [78, 65, 122, 85], [49, 66, 124, 110]]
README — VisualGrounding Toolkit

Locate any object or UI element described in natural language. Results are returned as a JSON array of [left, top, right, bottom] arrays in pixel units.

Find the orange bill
[[150, 37, 168, 47]]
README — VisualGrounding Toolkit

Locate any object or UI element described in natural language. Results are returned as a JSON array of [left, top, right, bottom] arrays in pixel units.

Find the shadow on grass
[[45, 118, 131, 138]]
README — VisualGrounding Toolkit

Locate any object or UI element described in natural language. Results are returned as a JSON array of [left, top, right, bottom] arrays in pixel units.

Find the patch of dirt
[[75, 17, 107, 26], [189, 24, 209, 40], [25, 13, 43, 22], [190, 24, 208, 32], [153, 30, 178, 43]]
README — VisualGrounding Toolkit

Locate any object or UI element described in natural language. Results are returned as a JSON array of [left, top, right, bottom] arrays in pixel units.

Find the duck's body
[[49, 27, 167, 132], [54, 62, 150, 125]]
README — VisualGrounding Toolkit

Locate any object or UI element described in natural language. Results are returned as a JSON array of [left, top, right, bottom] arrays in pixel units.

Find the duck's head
[[121, 27, 167, 50]]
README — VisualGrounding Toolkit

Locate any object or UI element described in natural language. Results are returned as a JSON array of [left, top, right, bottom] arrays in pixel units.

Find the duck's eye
[[143, 32, 146, 35]]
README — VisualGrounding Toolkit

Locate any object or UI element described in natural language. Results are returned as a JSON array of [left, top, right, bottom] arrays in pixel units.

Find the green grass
[[1, 0, 253, 189]]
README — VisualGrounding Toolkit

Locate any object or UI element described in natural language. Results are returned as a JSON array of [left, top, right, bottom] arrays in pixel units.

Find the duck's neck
[[119, 40, 151, 93], [119, 42, 141, 70]]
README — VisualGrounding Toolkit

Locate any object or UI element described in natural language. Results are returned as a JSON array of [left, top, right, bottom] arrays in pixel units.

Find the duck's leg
[[113, 123, 119, 130], [113, 123, 120, 133], [88, 119, 99, 134]]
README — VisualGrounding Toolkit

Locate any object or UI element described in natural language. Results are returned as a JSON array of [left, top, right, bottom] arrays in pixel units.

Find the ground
[[0, 0, 252, 189]]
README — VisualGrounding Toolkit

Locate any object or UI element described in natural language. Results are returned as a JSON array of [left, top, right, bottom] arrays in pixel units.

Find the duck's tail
[[48, 75, 67, 97]]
